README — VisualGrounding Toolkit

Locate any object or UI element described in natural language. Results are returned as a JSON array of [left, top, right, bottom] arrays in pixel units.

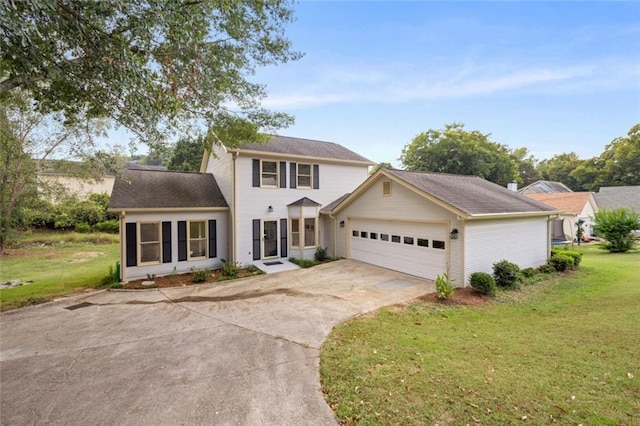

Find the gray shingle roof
[[109, 169, 228, 210], [288, 197, 320, 207], [594, 186, 640, 211], [518, 180, 573, 195], [384, 169, 557, 216], [321, 193, 351, 213], [238, 135, 373, 163]]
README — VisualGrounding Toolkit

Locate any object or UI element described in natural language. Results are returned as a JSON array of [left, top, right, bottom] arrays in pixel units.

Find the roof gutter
[[468, 210, 562, 220]]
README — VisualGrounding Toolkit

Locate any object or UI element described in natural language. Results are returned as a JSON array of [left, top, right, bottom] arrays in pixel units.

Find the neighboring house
[[594, 186, 640, 212], [322, 169, 559, 284], [37, 160, 116, 201], [525, 192, 598, 239], [108, 169, 229, 282], [200, 135, 373, 265], [518, 180, 573, 195]]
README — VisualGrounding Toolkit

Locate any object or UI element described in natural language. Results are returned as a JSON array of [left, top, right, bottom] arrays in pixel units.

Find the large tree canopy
[[597, 124, 640, 188], [0, 0, 301, 147], [537, 152, 584, 191], [399, 123, 518, 186]]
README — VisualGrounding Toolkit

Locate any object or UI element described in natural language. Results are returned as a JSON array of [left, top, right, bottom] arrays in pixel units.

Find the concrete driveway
[[0, 260, 434, 425]]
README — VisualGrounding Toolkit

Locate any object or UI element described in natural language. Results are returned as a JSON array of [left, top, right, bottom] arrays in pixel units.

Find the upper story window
[[261, 160, 278, 187], [382, 181, 391, 196], [297, 164, 312, 188]]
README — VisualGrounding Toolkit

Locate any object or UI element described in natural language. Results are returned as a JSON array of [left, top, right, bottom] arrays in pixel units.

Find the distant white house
[[525, 192, 598, 239]]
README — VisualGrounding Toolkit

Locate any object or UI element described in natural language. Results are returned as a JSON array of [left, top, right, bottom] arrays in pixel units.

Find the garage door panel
[[349, 219, 447, 280]]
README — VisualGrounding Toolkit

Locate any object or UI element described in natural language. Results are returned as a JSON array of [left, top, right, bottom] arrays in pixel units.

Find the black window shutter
[[178, 221, 187, 261], [162, 221, 172, 263], [280, 218, 288, 258], [208, 220, 217, 258], [290, 162, 297, 188], [279, 161, 286, 188], [125, 223, 137, 267], [252, 159, 260, 187], [252, 219, 261, 260], [313, 164, 320, 189]]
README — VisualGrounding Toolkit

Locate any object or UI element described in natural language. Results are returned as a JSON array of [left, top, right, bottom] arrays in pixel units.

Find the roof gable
[[329, 169, 558, 218], [518, 180, 573, 195], [108, 169, 228, 210], [525, 192, 594, 214], [236, 135, 373, 164], [594, 186, 640, 211], [288, 197, 320, 207]]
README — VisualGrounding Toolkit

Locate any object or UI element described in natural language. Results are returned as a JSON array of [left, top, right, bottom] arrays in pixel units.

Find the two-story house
[[200, 135, 373, 265]]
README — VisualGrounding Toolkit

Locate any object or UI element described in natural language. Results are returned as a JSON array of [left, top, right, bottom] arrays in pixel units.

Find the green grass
[[321, 246, 640, 425], [1, 232, 119, 311]]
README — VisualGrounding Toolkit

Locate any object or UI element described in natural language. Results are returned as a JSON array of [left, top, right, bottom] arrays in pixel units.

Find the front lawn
[[0, 232, 119, 311], [321, 246, 640, 425]]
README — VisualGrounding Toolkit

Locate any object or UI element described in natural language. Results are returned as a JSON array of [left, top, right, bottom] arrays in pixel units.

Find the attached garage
[[349, 219, 447, 280], [323, 169, 560, 286]]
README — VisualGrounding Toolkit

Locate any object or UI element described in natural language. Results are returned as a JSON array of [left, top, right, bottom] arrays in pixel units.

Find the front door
[[262, 220, 278, 259]]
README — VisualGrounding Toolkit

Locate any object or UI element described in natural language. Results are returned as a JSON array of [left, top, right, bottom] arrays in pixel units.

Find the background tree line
[[396, 122, 640, 191]]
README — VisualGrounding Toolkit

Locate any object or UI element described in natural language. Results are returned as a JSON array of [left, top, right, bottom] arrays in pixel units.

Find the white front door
[[262, 220, 279, 259]]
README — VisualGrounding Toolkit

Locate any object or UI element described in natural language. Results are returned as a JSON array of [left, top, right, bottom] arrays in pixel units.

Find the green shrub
[[94, 220, 119, 234], [75, 222, 91, 233], [520, 267, 537, 278], [549, 253, 574, 272], [69, 200, 105, 226], [492, 259, 521, 289], [469, 272, 496, 296], [537, 264, 557, 274], [552, 249, 582, 268], [220, 259, 240, 278], [435, 273, 455, 300], [289, 258, 317, 268], [593, 207, 640, 253], [192, 268, 211, 283], [53, 212, 74, 229], [314, 246, 329, 262]]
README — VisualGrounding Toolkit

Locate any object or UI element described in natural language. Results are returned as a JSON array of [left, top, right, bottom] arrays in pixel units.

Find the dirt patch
[[69, 251, 106, 263], [417, 286, 493, 306], [123, 268, 262, 289]]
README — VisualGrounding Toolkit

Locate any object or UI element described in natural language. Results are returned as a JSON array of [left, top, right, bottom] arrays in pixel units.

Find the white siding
[[464, 217, 549, 283], [234, 156, 368, 264], [205, 144, 234, 210], [122, 211, 228, 282], [580, 197, 597, 237]]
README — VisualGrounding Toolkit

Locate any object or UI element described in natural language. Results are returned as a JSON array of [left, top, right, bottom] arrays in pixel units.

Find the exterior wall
[[39, 175, 115, 201], [204, 144, 234, 210], [579, 197, 597, 237], [334, 176, 463, 283], [464, 216, 549, 283], [234, 155, 368, 264], [121, 211, 228, 282]]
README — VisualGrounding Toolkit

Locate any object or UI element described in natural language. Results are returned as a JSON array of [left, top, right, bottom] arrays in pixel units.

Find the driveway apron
[[0, 260, 434, 425]]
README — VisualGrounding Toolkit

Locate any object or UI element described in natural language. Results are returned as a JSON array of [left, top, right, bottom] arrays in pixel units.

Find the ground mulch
[[417, 286, 492, 306], [124, 268, 260, 289]]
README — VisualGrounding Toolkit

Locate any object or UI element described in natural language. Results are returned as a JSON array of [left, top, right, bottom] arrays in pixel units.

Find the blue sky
[[251, 1, 640, 166]]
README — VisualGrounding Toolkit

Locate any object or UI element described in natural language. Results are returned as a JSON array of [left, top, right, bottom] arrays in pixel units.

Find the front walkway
[[252, 258, 301, 274]]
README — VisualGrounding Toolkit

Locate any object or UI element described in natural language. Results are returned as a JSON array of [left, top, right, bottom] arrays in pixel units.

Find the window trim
[[188, 220, 208, 260], [296, 163, 313, 189], [260, 159, 279, 188], [303, 217, 317, 248], [138, 222, 161, 266], [291, 218, 301, 248], [382, 181, 392, 196]]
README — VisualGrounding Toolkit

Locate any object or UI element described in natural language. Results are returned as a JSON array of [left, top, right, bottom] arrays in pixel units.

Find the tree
[[399, 123, 518, 186], [537, 152, 585, 191], [168, 136, 206, 172], [510, 147, 540, 187], [370, 162, 394, 175], [593, 207, 640, 253], [0, 1, 301, 148], [596, 123, 640, 188], [0, 91, 109, 255]]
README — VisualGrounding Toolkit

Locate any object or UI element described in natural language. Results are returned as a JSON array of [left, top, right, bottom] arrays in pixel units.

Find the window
[[261, 160, 278, 187], [417, 238, 429, 247], [304, 218, 316, 247], [352, 230, 359, 237], [189, 221, 207, 259], [391, 235, 401, 243], [404, 236, 414, 245], [370, 233, 378, 240], [380, 234, 389, 241], [433, 240, 446, 249], [297, 163, 312, 188], [360, 231, 368, 238], [382, 181, 391, 196], [291, 219, 300, 247], [139, 222, 161, 264]]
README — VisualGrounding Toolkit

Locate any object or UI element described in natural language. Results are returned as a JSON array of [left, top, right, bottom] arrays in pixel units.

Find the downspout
[[329, 213, 337, 259], [232, 152, 238, 263], [120, 211, 126, 283], [300, 204, 304, 260]]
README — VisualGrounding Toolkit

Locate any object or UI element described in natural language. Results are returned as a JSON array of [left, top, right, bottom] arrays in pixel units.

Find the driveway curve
[[0, 260, 433, 425]]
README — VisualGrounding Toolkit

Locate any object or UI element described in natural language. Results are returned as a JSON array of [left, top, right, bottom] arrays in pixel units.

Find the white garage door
[[349, 219, 448, 280]]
